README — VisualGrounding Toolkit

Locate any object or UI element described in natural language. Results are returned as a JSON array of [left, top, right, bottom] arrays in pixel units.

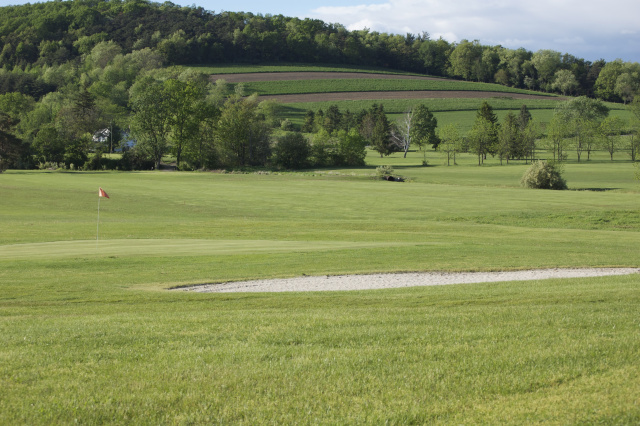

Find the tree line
[[436, 98, 640, 167], [1, 0, 639, 102]]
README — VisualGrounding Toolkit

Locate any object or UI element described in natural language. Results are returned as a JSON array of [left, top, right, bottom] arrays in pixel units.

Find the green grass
[[2, 275, 639, 423], [280, 98, 565, 130], [243, 79, 551, 96], [282, 100, 631, 133], [1, 164, 639, 423], [183, 62, 425, 75]]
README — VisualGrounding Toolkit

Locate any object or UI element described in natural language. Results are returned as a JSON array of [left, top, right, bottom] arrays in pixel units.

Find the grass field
[[4, 62, 640, 424], [186, 63, 635, 134], [1, 155, 639, 423], [279, 98, 565, 132], [184, 62, 426, 75], [242, 78, 551, 96]]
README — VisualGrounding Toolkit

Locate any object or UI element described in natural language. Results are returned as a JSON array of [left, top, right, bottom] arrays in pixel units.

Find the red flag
[[99, 187, 109, 198]]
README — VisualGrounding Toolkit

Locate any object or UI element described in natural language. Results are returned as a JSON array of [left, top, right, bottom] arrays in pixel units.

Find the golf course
[[2, 148, 640, 423], [2, 0, 640, 421]]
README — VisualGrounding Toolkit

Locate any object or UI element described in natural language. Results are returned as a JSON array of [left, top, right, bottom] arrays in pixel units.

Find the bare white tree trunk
[[391, 109, 413, 158]]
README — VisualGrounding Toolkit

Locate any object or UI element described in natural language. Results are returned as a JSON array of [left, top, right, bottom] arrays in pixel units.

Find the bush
[[118, 148, 155, 171], [310, 131, 335, 167], [521, 160, 567, 190], [272, 132, 311, 169], [335, 129, 366, 167], [376, 165, 394, 179], [83, 151, 103, 171], [279, 118, 294, 131]]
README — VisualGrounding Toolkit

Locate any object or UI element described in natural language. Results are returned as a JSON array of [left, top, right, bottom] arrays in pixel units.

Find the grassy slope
[[184, 62, 426, 75], [1, 162, 639, 422], [190, 63, 632, 131], [243, 79, 552, 96]]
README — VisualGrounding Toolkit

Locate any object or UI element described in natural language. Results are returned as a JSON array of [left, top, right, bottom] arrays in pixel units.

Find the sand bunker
[[176, 268, 639, 293]]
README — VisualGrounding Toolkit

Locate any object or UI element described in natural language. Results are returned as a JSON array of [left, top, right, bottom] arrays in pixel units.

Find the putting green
[[0, 239, 421, 260]]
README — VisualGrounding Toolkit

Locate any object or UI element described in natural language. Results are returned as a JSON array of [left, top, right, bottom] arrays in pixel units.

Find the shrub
[[83, 151, 103, 171], [272, 132, 311, 169], [310, 130, 335, 167], [118, 148, 155, 171], [335, 129, 366, 167], [279, 118, 294, 131], [376, 165, 394, 179], [521, 160, 567, 190]]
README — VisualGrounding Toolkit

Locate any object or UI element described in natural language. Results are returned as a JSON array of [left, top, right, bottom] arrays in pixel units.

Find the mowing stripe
[[0, 239, 421, 260]]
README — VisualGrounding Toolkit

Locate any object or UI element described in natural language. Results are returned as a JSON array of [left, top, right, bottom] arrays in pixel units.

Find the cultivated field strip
[[259, 90, 561, 103], [209, 71, 451, 82], [208, 71, 564, 103]]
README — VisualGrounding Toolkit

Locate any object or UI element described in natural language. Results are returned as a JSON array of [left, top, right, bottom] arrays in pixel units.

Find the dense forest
[[0, 0, 639, 172], [1, 0, 640, 99]]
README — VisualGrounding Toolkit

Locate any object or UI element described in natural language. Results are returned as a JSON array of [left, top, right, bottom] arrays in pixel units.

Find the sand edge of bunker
[[173, 268, 640, 293]]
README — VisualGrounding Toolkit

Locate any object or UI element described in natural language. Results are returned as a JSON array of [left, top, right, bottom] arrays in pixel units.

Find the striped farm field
[[210, 71, 560, 100], [193, 64, 576, 130]]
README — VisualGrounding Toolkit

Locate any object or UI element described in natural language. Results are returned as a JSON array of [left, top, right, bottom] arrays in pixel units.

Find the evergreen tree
[[301, 110, 315, 133], [360, 104, 392, 157], [411, 104, 440, 149], [517, 104, 532, 131], [468, 101, 499, 163]]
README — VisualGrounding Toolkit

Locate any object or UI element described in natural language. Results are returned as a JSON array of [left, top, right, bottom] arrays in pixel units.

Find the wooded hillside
[[1, 0, 639, 101]]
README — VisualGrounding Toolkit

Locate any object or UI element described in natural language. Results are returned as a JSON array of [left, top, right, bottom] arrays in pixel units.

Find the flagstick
[[96, 194, 101, 247]]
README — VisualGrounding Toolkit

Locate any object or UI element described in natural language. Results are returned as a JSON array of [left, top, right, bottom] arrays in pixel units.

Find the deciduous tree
[[391, 109, 414, 158], [546, 115, 570, 161], [531, 49, 562, 90], [335, 128, 366, 166], [552, 69, 578, 95], [165, 78, 208, 169], [554, 96, 609, 162], [273, 132, 311, 169], [215, 95, 271, 167], [129, 76, 173, 169], [598, 116, 625, 161], [467, 101, 498, 165], [437, 123, 461, 166], [497, 112, 518, 164], [0, 112, 23, 171]]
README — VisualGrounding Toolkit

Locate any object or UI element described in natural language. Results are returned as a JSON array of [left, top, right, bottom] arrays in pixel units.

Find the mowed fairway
[[1, 161, 640, 423]]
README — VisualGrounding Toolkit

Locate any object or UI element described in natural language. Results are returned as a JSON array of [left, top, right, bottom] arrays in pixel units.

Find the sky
[[2, 0, 638, 63]]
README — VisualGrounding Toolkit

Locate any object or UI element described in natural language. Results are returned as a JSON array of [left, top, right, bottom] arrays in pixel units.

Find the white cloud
[[309, 0, 640, 62]]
